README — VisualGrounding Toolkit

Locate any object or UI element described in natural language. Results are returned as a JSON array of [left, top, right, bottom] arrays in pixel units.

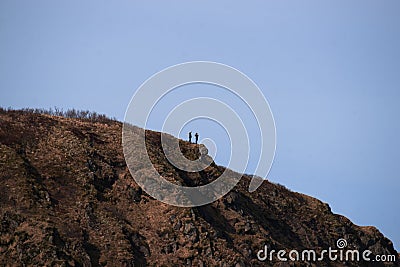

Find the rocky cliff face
[[0, 109, 398, 266]]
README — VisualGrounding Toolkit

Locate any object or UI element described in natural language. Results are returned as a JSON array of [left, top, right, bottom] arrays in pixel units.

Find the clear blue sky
[[1, 1, 399, 250]]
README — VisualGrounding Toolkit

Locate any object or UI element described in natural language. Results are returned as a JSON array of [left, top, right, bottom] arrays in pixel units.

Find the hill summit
[[0, 109, 398, 266]]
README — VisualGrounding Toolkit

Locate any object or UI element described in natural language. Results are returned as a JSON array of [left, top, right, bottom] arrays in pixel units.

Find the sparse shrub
[[1, 106, 117, 123]]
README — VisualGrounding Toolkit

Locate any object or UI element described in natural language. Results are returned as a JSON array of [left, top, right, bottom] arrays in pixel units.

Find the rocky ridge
[[0, 109, 398, 266]]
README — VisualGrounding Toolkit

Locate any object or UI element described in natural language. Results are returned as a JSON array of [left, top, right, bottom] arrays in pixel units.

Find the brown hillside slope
[[0, 109, 398, 266]]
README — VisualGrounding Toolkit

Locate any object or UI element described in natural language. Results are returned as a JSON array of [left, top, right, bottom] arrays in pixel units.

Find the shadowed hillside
[[0, 109, 398, 266]]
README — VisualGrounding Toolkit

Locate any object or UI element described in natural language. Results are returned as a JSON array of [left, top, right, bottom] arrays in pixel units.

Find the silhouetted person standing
[[188, 131, 192, 143], [195, 132, 199, 144]]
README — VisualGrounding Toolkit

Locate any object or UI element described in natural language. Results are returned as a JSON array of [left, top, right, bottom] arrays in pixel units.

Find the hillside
[[0, 109, 398, 266]]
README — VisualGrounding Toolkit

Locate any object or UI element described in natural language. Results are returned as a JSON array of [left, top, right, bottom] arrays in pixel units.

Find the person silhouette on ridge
[[188, 131, 192, 143], [195, 132, 199, 144]]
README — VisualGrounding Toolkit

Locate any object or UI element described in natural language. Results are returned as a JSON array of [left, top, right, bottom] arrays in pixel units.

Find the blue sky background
[[1, 1, 399, 250]]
